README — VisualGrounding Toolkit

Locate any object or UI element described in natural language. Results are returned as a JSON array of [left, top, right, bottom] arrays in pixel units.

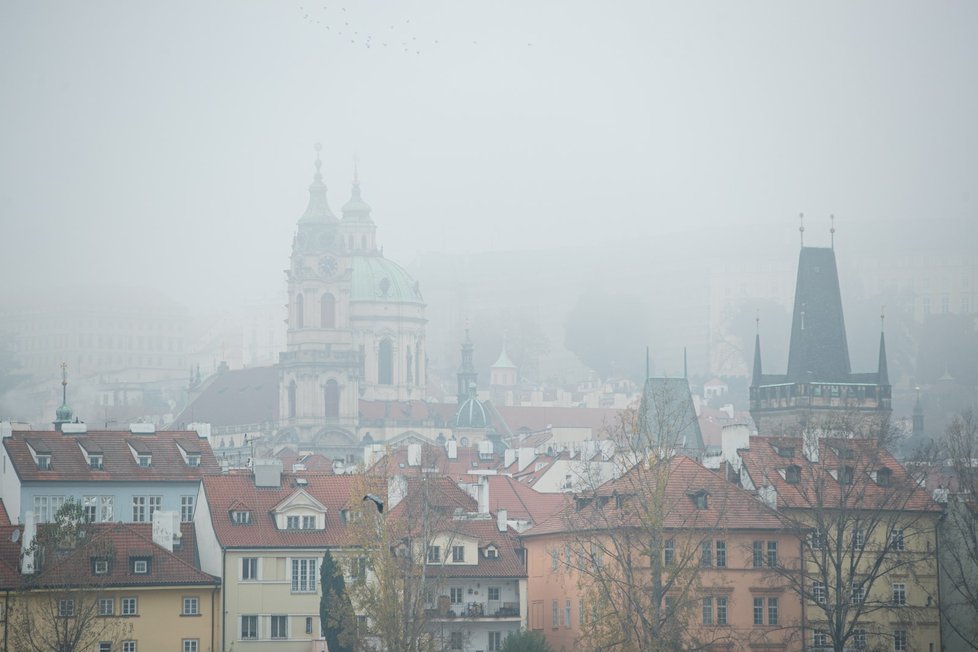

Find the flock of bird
[[298, 5, 533, 54]]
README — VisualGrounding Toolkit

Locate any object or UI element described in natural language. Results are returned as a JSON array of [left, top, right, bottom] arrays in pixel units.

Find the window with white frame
[[851, 582, 865, 605], [231, 510, 251, 525], [427, 546, 441, 563], [147, 496, 162, 520], [122, 641, 136, 652], [33, 495, 66, 523], [700, 540, 712, 567], [813, 630, 829, 647], [291, 558, 317, 592], [892, 583, 906, 605], [717, 597, 728, 625], [83, 495, 113, 522], [564, 600, 571, 627], [98, 643, 111, 652], [702, 597, 713, 625], [59, 599, 75, 617], [121, 597, 137, 616], [753, 597, 764, 625], [182, 641, 198, 652], [242, 557, 258, 580], [241, 615, 258, 639], [89, 454, 103, 470], [450, 587, 464, 605], [665, 539, 675, 565], [813, 581, 826, 604], [180, 496, 195, 522], [767, 540, 778, 567], [552, 600, 558, 628], [132, 496, 146, 522], [37, 454, 51, 470], [853, 629, 866, 650], [98, 598, 114, 616], [753, 540, 764, 567], [182, 597, 199, 615], [715, 540, 727, 568], [452, 545, 465, 562], [93, 558, 110, 575], [488, 586, 500, 601], [852, 528, 865, 550], [270, 615, 288, 639], [286, 515, 300, 529], [890, 529, 906, 551], [894, 630, 908, 651], [767, 597, 778, 625], [303, 515, 315, 529], [132, 559, 149, 574], [450, 631, 463, 650], [810, 528, 825, 550]]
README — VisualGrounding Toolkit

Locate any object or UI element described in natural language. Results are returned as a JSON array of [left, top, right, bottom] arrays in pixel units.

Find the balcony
[[426, 599, 521, 620]]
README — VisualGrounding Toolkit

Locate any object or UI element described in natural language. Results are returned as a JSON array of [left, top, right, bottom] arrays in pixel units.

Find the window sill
[[180, 613, 202, 617]]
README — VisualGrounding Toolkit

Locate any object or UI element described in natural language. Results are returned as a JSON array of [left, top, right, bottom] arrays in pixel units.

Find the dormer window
[[37, 454, 52, 470], [690, 490, 709, 510], [89, 455, 103, 470], [876, 468, 892, 487], [776, 445, 795, 458], [92, 558, 110, 575], [785, 465, 801, 484], [131, 558, 150, 574], [484, 545, 499, 559], [286, 515, 317, 530], [138, 454, 152, 468], [231, 510, 252, 525], [839, 466, 855, 485], [187, 454, 200, 467]]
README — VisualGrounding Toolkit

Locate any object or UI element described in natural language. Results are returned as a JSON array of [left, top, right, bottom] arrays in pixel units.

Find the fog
[[1, 1, 977, 424]]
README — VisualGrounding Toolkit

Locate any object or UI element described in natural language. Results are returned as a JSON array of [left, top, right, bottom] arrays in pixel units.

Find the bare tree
[[740, 415, 943, 652], [348, 447, 473, 652], [8, 500, 132, 652], [936, 410, 978, 650]]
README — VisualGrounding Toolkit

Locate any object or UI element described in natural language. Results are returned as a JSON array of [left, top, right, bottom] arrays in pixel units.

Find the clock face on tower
[[319, 256, 338, 277]]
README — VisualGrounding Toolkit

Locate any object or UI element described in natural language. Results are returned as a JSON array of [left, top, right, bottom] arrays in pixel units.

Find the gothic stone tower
[[750, 236, 891, 436]]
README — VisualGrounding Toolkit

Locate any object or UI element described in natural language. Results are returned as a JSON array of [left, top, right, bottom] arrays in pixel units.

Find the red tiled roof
[[423, 519, 526, 579], [738, 436, 940, 513], [358, 400, 457, 425], [276, 450, 335, 473], [523, 456, 783, 537], [0, 499, 10, 527], [486, 475, 570, 524], [202, 472, 359, 548], [4, 430, 220, 482], [3, 522, 217, 590], [0, 525, 23, 589]]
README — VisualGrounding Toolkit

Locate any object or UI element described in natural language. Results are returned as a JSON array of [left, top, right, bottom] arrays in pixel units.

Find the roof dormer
[[77, 441, 104, 470], [127, 439, 152, 468], [272, 489, 328, 531], [688, 489, 710, 510], [26, 439, 53, 470], [175, 439, 202, 468]]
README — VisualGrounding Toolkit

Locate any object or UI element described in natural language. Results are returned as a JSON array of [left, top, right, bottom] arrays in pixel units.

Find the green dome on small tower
[[53, 362, 74, 430]]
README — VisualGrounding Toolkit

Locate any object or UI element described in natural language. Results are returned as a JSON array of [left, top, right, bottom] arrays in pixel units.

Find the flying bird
[[363, 494, 385, 513]]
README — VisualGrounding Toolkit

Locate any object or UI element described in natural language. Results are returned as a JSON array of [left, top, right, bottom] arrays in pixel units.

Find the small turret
[[53, 362, 74, 432], [299, 143, 337, 223]]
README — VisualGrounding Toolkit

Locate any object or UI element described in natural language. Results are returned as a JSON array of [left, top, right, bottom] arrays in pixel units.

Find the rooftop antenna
[[830, 213, 836, 250], [683, 347, 688, 379], [799, 212, 805, 247], [880, 305, 885, 332], [645, 346, 650, 381], [60, 361, 68, 406], [755, 309, 760, 335], [313, 142, 323, 182]]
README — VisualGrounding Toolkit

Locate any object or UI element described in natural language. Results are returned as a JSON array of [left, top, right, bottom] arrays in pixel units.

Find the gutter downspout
[[211, 585, 217, 652], [800, 536, 807, 651], [934, 513, 944, 651], [221, 550, 227, 652]]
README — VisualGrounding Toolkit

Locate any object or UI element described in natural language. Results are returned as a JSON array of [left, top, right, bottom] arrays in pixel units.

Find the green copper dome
[[55, 401, 73, 422], [351, 256, 424, 304]]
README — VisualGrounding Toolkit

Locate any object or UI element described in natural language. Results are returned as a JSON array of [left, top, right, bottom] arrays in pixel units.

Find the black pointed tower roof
[[785, 246, 851, 382]]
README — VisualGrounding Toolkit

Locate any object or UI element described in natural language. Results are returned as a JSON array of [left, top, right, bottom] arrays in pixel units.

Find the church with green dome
[[276, 145, 429, 454]]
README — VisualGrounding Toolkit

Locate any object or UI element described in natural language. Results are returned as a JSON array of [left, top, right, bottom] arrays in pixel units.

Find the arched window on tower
[[321, 293, 335, 328], [295, 293, 305, 329], [378, 338, 393, 385], [324, 379, 340, 420], [288, 380, 297, 418]]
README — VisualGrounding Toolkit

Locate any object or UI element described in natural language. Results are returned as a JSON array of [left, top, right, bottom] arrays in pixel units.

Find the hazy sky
[[1, 1, 976, 311]]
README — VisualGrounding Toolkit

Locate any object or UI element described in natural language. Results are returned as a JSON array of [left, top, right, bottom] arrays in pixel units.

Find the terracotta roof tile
[[4, 430, 219, 482], [202, 472, 359, 548], [485, 475, 570, 524]]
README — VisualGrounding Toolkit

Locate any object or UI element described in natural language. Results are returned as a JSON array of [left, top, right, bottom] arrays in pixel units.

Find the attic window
[[89, 455, 103, 470], [231, 510, 252, 525], [37, 454, 52, 470], [92, 558, 110, 575], [131, 558, 150, 574], [839, 466, 855, 485], [186, 454, 200, 467], [484, 546, 499, 559], [776, 446, 795, 458], [286, 515, 316, 530], [837, 447, 855, 460], [876, 468, 892, 487], [690, 490, 709, 510], [342, 509, 362, 524], [785, 465, 801, 484], [137, 454, 152, 468]]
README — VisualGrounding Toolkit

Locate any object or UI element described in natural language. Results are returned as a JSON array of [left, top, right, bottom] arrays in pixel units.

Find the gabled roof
[[639, 377, 705, 454], [272, 489, 328, 514], [202, 472, 358, 549], [485, 475, 570, 524], [423, 518, 526, 579], [738, 436, 940, 512], [4, 430, 219, 482], [0, 522, 217, 590], [172, 365, 280, 428], [523, 455, 783, 538], [377, 444, 500, 481]]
